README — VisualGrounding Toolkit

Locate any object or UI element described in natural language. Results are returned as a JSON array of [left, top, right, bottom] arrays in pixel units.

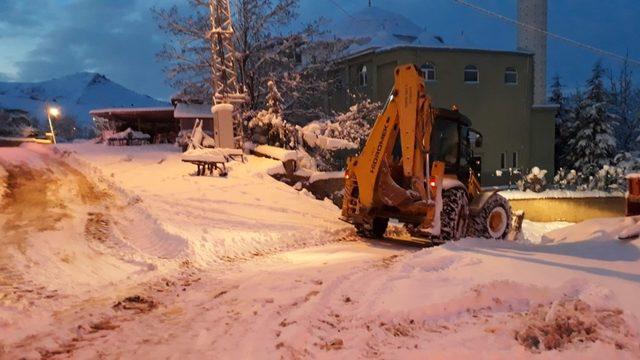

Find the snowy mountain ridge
[[0, 72, 168, 128]]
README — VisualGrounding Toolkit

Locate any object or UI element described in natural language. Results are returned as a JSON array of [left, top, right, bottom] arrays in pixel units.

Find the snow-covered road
[[1, 143, 639, 358]]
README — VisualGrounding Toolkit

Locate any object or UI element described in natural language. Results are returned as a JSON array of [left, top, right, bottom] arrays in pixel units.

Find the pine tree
[[266, 80, 283, 115], [568, 61, 617, 177], [609, 56, 640, 152], [548, 75, 572, 169]]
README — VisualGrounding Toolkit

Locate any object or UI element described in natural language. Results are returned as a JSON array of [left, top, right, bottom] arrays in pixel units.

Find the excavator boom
[[343, 64, 443, 232]]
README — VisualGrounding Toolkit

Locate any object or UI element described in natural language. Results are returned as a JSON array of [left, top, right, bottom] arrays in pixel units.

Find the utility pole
[[208, 0, 247, 148]]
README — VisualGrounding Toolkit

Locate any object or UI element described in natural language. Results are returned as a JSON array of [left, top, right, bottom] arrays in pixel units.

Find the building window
[[500, 152, 506, 169], [505, 67, 518, 85], [464, 65, 479, 84], [421, 62, 436, 82], [359, 65, 368, 87], [512, 151, 519, 167]]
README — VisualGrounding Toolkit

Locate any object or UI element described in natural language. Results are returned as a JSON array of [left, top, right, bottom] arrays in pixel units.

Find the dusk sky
[[1, 0, 638, 100]]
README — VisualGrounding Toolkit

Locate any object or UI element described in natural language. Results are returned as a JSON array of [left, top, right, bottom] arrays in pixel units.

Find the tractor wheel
[[468, 194, 512, 239], [356, 217, 389, 239], [440, 187, 469, 241]]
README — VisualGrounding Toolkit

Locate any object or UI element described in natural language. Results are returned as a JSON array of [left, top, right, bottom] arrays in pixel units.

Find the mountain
[[0, 72, 168, 129]]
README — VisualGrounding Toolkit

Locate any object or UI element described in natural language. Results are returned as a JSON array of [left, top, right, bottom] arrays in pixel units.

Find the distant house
[[90, 98, 220, 147]]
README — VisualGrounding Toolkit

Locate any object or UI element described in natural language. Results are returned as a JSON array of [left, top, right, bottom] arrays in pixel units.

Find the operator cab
[[430, 108, 483, 184]]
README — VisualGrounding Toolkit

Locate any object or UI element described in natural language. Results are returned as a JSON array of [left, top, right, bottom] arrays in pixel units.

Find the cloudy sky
[[0, 0, 638, 100]]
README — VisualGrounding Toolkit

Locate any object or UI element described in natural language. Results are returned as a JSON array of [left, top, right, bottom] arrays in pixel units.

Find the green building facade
[[328, 46, 556, 186]]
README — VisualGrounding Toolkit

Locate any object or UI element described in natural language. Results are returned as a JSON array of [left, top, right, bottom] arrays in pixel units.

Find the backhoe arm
[[349, 64, 435, 209]]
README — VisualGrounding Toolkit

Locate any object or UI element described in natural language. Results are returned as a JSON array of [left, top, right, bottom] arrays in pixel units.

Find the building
[[328, 1, 556, 185], [90, 100, 222, 147]]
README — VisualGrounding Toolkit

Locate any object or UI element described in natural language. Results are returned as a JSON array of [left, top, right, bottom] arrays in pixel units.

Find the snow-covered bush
[[298, 100, 381, 171], [553, 168, 578, 190], [593, 164, 625, 191], [247, 80, 298, 149], [517, 167, 548, 193]]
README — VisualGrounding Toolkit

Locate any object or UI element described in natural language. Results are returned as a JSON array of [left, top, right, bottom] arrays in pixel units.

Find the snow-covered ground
[[1, 143, 639, 358]]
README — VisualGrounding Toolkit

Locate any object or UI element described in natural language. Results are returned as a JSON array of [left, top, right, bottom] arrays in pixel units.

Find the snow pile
[[514, 298, 634, 352], [308, 171, 344, 184], [253, 144, 298, 162]]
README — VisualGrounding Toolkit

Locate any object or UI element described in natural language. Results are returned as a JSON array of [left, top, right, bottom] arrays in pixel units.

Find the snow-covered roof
[[333, 6, 422, 43], [174, 103, 213, 119], [331, 6, 528, 60], [90, 107, 174, 115], [339, 44, 532, 63]]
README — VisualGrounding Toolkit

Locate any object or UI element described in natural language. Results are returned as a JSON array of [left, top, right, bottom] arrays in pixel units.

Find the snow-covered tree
[[265, 79, 283, 115], [154, 0, 353, 120], [0, 109, 38, 137], [609, 56, 640, 152], [567, 62, 617, 177], [248, 79, 297, 148], [548, 76, 572, 169]]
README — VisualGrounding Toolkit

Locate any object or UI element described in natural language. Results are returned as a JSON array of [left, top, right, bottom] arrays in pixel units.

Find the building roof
[[174, 103, 213, 119], [90, 107, 175, 122], [333, 6, 423, 46], [338, 44, 533, 63]]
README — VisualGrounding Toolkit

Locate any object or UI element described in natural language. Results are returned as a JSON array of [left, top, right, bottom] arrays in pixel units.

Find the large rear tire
[[440, 187, 469, 241], [468, 194, 511, 239], [356, 217, 389, 239]]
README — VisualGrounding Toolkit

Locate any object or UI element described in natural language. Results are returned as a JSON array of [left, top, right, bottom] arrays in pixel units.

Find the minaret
[[517, 0, 548, 104]]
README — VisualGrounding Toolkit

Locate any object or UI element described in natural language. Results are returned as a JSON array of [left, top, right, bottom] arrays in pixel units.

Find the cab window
[[431, 118, 459, 166]]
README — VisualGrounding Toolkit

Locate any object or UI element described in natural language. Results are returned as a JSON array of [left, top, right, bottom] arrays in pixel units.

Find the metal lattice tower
[[208, 0, 245, 105]]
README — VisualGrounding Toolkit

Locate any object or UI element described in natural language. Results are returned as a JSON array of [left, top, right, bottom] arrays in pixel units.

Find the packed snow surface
[[1, 143, 639, 358]]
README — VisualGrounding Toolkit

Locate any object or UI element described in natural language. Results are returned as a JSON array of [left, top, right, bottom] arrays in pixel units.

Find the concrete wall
[[509, 197, 625, 222], [331, 47, 555, 185]]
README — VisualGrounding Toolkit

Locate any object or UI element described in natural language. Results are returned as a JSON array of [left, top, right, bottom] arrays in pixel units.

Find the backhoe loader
[[341, 64, 519, 241]]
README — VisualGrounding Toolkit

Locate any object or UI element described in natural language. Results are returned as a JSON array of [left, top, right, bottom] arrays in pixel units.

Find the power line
[[451, 0, 640, 66], [326, 0, 355, 19]]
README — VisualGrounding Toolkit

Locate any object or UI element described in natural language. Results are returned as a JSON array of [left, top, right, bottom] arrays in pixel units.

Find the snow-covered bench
[[181, 148, 245, 177], [107, 128, 151, 146]]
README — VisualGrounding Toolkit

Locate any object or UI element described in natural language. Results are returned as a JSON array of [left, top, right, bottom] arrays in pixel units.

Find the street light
[[46, 105, 61, 144]]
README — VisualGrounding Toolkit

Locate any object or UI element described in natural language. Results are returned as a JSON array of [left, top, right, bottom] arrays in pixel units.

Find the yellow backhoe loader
[[341, 64, 521, 241]]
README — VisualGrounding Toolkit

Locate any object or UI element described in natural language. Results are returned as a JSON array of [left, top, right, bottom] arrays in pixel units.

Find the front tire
[[468, 194, 511, 239], [356, 217, 389, 239], [440, 188, 469, 241]]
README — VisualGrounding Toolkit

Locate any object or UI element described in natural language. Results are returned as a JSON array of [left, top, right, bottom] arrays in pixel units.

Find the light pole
[[47, 106, 60, 144]]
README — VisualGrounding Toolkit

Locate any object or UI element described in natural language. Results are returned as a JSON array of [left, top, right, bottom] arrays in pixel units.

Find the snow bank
[[58, 143, 350, 266], [0, 163, 7, 202], [308, 171, 344, 183], [501, 189, 623, 200], [253, 144, 297, 161]]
